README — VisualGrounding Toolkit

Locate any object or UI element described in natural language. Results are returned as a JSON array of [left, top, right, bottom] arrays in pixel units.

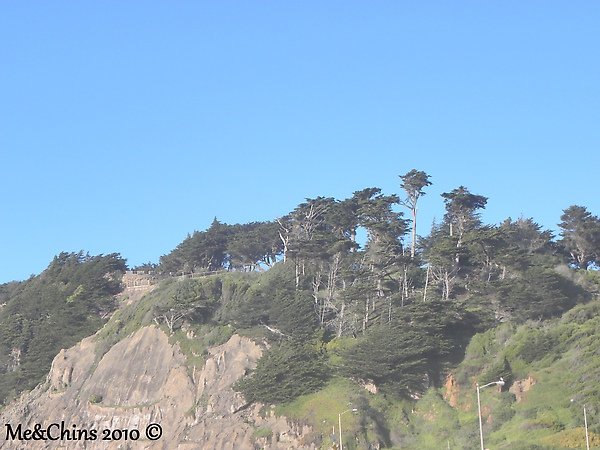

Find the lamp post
[[571, 398, 590, 450], [477, 377, 505, 450], [338, 408, 358, 450], [584, 404, 590, 450]]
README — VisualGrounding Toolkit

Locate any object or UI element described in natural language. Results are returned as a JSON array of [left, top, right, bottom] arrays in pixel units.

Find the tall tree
[[159, 218, 231, 273], [400, 170, 432, 258], [559, 205, 600, 270], [500, 217, 554, 256], [227, 221, 282, 271], [277, 197, 339, 289], [441, 186, 488, 250], [351, 188, 408, 328]]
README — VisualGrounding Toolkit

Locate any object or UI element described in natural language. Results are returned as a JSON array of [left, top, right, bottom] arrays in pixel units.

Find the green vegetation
[[235, 339, 329, 404], [2, 171, 600, 448], [408, 299, 600, 449], [88, 393, 103, 404], [252, 426, 273, 439], [0, 252, 126, 405]]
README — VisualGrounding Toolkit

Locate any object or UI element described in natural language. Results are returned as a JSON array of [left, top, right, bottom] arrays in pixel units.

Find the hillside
[[396, 288, 600, 449], [1, 267, 597, 449], [1, 174, 599, 449]]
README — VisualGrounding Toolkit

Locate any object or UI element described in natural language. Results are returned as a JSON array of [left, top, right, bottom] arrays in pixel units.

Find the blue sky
[[1, 2, 599, 283]]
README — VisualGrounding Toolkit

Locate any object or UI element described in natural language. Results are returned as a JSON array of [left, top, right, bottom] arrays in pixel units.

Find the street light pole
[[584, 404, 590, 450], [338, 408, 358, 450], [477, 378, 505, 450], [571, 398, 590, 450]]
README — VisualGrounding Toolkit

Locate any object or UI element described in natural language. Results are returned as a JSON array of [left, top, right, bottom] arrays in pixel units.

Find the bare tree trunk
[[363, 297, 369, 331], [443, 270, 450, 301], [337, 301, 345, 337], [276, 219, 290, 262], [401, 285, 405, 308], [411, 207, 417, 258], [312, 271, 322, 323], [327, 253, 340, 304], [423, 264, 430, 302]]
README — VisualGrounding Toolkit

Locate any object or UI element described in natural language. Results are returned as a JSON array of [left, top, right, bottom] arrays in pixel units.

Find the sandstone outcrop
[[0, 326, 319, 449]]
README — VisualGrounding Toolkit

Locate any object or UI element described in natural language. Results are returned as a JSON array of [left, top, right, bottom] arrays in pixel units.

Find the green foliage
[[4, 178, 600, 448], [559, 205, 600, 269], [96, 273, 252, 357], [235, 340, 329, 404], [227, 221, 282, 270], [159, 218, 230, 272], [441, 185, 488, 239], [252, 427, 272, 439], [168, 323, 234, 376], [88, 393, 103, 404], [494, 267, 579, 322], [500, 217, 555, 257], [497, 444, 555, 450], [512, 330, 558, 365], [0, 252, 126, 405], [219, 263, 319, 338], [480, 356, 513, 386], [274, 377, 358, 427], [340, 325, 434, 396], [160, 219, 282, 273], [541, 428, 600, 448], [438, 298, 600, 448], [338, 299, 470, 399]]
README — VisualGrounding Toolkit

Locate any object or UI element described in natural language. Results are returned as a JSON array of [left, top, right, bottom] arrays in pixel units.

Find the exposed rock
[[509, 376, 536, 402], [0, 327, 319, 449], [361, 380, 378, 395], [7, 348, 21, 372], [443, 373, 459, 408]]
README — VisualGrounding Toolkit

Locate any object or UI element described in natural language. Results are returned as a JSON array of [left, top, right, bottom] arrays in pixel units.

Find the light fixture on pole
[[338, 408, 358, 450], [477, 377, 505, 450]]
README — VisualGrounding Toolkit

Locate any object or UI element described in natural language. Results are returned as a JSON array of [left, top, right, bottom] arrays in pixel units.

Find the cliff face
[[0, 326, 319, 449]]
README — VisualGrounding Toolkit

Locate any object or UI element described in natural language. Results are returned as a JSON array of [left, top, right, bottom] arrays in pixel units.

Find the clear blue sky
[[1, 2, 599, 283]]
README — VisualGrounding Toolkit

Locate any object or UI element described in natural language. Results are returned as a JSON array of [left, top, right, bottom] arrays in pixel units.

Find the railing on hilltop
[[122, 269, 228, 289]]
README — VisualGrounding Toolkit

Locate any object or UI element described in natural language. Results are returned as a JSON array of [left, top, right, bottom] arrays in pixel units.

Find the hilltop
[[1, 172, 599, 449]]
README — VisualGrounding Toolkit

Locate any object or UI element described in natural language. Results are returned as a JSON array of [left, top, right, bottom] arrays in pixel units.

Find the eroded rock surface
[[0, 327, 319, 449]]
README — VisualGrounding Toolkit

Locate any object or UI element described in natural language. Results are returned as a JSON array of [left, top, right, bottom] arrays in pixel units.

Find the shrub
[[235, 340, 329, 404]]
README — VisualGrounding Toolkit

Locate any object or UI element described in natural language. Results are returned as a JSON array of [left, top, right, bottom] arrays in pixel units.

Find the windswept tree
[[441, 186, 488, 249], [352, 188, 407, 274], [500, 217, 555, 256], [227, 221, 282, 271], [159, 218, 230, 273], [559, 205, 600, 270], [351, 188, 409, 328], [400, 170, 432, 258], [421, 225, 463, 300], [324, 198, 360, 252]]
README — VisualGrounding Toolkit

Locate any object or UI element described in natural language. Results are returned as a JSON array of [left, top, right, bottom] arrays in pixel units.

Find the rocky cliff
[[0, 325, 320, 449]]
